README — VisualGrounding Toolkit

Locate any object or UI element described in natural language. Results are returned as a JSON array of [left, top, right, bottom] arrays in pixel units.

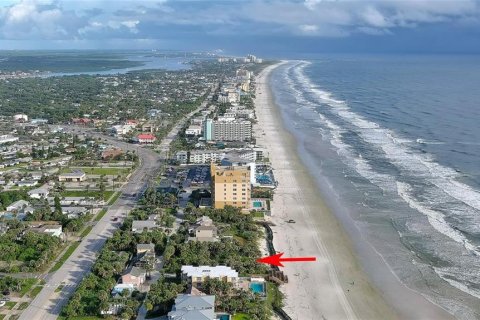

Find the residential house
[[131, 220, 158, 233], [100, 303, 123, 316], [135, 243, 156, 268], [121, 266, 146, 288], [28, 223, 63, 238], [168, 294, 216, 320], [181, 265, 239, 289], [56, 197, 102, 206], [54, 206, 88, 219], [16, 180, 37, 188], [6, 200, 31, 212], [30, 171, 45, 181], [188, 216, 218, 242], [28, 187, 50, 199], [58, 170, 86, 182], [137, 243, 155, 255]]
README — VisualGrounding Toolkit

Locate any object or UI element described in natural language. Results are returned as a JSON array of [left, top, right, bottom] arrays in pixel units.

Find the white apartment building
[[203, 119, 252, 142], [185, 125, 202, 136], [189, 150, 226, 164], [188, 148, 260, 164], [213, 120, 251, 141]]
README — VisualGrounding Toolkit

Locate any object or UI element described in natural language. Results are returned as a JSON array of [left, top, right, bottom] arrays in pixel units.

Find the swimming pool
[[253, 201, 263, 208], [250, 282, 265, 294]]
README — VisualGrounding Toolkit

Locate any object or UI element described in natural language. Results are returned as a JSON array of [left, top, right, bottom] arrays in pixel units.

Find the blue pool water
[[256, 175, 272, 184], [250, 282, 265, 294]]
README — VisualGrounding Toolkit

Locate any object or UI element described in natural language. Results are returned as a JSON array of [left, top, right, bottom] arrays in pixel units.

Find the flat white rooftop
[[181, 265, 238, 278]]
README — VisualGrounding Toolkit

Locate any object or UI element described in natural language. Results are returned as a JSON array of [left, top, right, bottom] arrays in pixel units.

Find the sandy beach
[[254, 62, 455, 320]]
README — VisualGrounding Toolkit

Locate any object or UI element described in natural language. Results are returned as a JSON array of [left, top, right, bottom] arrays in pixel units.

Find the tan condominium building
[[211, 163, 251, 210]]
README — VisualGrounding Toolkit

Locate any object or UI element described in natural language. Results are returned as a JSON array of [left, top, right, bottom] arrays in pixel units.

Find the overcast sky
[[0, 0, 479, 56]]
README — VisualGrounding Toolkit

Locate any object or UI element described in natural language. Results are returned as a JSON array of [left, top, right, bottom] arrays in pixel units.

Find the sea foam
[[288, 61, 480, 255]]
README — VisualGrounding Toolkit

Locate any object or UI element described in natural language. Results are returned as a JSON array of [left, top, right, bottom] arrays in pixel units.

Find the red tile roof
[[138, 134, 156, 140]]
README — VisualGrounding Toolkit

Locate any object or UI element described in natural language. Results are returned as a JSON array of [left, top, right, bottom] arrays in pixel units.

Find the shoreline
[[254, 62, 454, 319]]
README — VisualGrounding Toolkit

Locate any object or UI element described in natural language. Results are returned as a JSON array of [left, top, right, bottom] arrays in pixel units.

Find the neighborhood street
[[19, 135, 161, 320], [19, 101, 207, 320]]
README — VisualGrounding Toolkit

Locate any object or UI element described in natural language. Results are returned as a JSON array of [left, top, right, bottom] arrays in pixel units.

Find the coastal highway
[[19, 101, 208, 319]]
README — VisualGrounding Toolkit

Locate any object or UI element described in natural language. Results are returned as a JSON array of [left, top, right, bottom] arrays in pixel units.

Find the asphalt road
[[19, 101, 207, 320]]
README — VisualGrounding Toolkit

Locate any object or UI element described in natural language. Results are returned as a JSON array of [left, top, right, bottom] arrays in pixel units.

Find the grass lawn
[[0, 163, 27, 172], [93, 209, 107, 222], [107, 191, 121, 205], [0, 314, 5, 319], [28, 285, 44, 299], [233, 314, 250, 320], [19, 278, 37, 297], [50, 242, 80, 272], [80, 225, 93, 237], [61, 190, 114, 201], [61, 167, 129, 175], [17, 302, 29, 310], [4, 301, 16, 310], [251, 211, 265, 219]]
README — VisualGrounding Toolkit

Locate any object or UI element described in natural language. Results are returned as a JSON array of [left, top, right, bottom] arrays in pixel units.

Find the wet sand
[[254, 62, 455, 320]]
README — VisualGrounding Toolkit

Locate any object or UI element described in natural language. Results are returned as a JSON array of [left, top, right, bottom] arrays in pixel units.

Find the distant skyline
[[0, 0, 480, 56]]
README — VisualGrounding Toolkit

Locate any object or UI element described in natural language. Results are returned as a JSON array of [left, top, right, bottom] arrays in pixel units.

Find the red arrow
[[256, 252, 316, 267]]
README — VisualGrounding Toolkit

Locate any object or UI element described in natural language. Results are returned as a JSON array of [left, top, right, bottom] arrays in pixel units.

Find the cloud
[[361, 6, 391, 28], [78, 19, 139, 37], [300, 24, 318, 33], [0, 0, 86, 39], [0, 0, 478, 43]]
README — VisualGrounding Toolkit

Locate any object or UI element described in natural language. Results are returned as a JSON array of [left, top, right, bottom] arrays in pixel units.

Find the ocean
[[270, 56, 480, 319]]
